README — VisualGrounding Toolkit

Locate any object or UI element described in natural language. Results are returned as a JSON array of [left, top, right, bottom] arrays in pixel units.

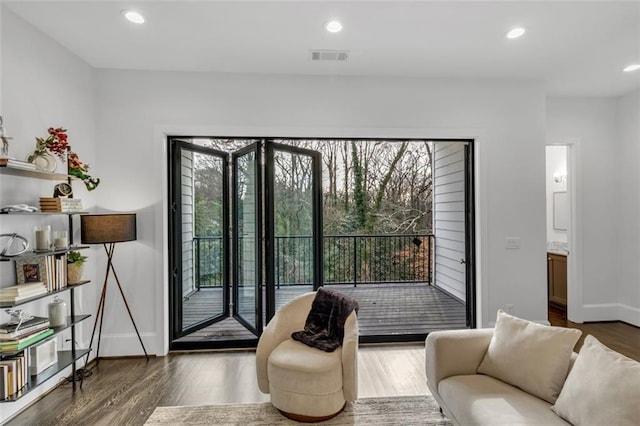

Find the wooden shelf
[[0, 163, 74, 181]]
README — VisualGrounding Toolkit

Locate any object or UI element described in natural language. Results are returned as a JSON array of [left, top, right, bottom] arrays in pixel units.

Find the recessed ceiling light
[[506, 27, 526, 39], [122, 9, 145, 24], [325, 20, 343, 33], [623, 64, 640, 72]]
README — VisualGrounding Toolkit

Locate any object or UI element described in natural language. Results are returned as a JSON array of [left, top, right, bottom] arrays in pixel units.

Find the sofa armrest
[[425, 328, 494, 395], [341, 311, 359, 401]]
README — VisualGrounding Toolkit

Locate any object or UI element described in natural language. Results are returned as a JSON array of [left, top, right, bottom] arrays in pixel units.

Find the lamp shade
[[81, 213, 137, 244]]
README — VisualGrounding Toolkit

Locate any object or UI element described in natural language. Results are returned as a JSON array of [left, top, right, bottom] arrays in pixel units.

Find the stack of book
[[0, 317, 53, 398], [0, 327, 53, 352], [0, 282, 48, 304], [39, 197, 83, 213], [0, 316, 50, 339], [0, 158, 37, 171]]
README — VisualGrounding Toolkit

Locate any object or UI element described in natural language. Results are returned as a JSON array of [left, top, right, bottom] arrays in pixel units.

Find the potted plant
[[67, 251, 87, 284]]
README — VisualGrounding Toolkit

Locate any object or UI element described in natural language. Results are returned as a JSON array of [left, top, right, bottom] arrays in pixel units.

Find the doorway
[[168, 137, 475, 349], [545, 145, 570, 318], [168, 138, 323, 349]]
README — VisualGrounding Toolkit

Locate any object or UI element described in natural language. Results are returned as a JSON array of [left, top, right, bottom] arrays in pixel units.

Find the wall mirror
[[553, 191, 568, 231]]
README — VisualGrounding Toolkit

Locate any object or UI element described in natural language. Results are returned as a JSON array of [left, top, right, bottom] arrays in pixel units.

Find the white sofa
[[425, 311, 640, 426], [426, 328, 574, 425]]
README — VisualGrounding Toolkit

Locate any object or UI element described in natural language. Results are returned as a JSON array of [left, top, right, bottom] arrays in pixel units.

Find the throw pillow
[[552, 335, 640, 426], [477, 309, 581, 403]]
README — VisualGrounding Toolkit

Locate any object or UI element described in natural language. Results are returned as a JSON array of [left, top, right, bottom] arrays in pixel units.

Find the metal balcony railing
[[193, 234, 433, 289]]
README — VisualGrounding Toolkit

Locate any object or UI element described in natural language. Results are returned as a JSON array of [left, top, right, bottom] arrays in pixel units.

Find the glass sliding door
[[232, 143, 262, 335], [169, 139, 229, 340]]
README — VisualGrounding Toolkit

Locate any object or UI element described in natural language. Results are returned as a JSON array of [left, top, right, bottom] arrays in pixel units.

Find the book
[[0, 364, 7, 399], [0, 158, 37, 170], [0, 359, 17, 396], [39, 197, 83, 213], [0, 322, 50, 340], [0, 316, 49, 334], [15, 353, 24, 392], [39, 197, 82, 204], [0, 284, 47, 300], [0, 291, 48, 304], [0, 282, 47, 295], [0, 329, 54, 352]]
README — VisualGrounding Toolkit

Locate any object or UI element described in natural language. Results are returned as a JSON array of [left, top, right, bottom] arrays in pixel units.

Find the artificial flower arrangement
[[29, 127, 100, 191]]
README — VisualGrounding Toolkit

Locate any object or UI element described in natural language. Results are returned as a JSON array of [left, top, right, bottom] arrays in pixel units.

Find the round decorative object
[[27, 152, 57, 172], [53, 182, 73, 198], [0, 233, 29, 257]]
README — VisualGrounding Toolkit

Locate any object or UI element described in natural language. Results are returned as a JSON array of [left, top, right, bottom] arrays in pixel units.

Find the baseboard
[[94, 332, 157, 357], [582, 303, 640, 327], [618, 304, 640, 327]]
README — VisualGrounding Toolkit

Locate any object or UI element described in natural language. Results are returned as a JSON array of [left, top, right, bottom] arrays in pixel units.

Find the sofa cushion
[[268, 338, 343, 394], [477, 310, 581, 403], [439, 374, 570, 425], [552, 335, 640, 426]]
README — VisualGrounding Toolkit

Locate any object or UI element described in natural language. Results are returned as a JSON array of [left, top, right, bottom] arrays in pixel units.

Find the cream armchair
[[256, 291, 359, 422]]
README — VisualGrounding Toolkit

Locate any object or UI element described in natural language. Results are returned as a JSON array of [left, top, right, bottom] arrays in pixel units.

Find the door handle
[[459, 259, 466, 264]]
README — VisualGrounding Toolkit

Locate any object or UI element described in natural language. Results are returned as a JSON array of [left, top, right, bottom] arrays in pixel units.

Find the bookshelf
[[0, 162, 91, 402]]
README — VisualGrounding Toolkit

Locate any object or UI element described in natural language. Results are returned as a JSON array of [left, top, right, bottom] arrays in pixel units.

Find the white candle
[[53, 231, 68, 249], [35, 226, 51, 250], [54, 237, 68, 249]]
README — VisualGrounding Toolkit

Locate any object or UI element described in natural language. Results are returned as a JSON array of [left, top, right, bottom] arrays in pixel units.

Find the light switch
[[505, 237, 521, 249]]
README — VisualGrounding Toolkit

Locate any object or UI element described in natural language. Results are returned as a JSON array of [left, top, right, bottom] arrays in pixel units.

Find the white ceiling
[[4, 0, 640, 97]]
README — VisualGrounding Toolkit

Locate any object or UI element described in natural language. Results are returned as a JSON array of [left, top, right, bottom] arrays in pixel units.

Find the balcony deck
[[175, 283, 467, 344]]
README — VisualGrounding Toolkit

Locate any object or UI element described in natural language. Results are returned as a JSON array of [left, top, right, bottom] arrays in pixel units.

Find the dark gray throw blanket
[[291, 287, 359, 352]]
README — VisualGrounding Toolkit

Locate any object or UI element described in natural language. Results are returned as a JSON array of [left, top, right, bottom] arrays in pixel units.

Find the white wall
[[94, 68, 549, 356], [546, 96, 640, 326], [0, 8, 97, 420], [614, 90, 640, 325], [433, 141, 467, 302], [3, 3, 551, 367], [545, 146, 568, 244]]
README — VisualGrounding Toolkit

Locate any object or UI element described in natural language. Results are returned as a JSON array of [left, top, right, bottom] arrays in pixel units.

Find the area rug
[[145, 395, 452, 425]]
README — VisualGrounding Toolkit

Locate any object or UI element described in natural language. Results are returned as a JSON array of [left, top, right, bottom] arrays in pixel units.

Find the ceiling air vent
[[311, 50, 349, 61]]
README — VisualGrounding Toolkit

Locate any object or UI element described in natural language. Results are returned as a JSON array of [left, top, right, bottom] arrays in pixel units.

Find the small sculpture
[[0, 116, 13, 158], [5, 309, 34, 330]]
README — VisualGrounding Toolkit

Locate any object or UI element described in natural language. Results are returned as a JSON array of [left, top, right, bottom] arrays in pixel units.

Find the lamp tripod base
[[83, 243, 149, 384]]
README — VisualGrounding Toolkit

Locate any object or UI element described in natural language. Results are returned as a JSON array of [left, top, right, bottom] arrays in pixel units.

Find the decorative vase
[[67, 263, 83, 284], [27, 152, 57, 172]]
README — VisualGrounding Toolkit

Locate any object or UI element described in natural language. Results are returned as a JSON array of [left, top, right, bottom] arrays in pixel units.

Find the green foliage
[[351, 141, 368, 231], [67, 251, 87, 266]]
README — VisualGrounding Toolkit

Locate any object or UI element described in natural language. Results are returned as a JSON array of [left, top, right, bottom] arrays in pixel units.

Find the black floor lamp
[[80, 213, 149, 368]]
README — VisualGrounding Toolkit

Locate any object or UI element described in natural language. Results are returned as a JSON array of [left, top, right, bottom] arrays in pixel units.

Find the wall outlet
[[505, 304, 514, 314]]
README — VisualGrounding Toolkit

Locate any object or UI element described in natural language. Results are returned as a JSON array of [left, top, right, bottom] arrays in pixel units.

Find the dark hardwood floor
[[5, 308, 639, 426], [548, 304, 640, 361], [5, 346, 429, 426]]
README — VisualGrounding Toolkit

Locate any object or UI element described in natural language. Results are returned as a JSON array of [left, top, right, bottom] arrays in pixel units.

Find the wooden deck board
[[175, 283, 467, 344]]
